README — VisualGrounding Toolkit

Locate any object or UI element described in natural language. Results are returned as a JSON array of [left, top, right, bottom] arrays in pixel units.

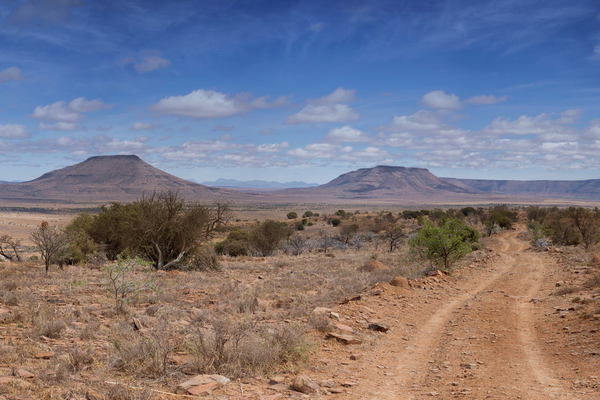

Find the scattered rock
[[86, 389, 105, 400], [320, 379, 336, 388], [390, 275, 410, 289], [188, 382, 219, 396], [15, 369, 35, 379], [268, 383, 289, 391], [368, 320, 390, 333], [292, 375, 319, 394], [329, 312, 340, 320], [360, 260, 390, 272], [269, 376, 285, 385], [326, 333, 362, 345], [176, 374, 230, 395], [0, 376, 16, 384], [240, 377, 256, 384], [350, 354, 361, 360], [334, 324, 353, 333], [460, 363, 478, 370], [34, 352, 54, 359], [131, 318, 143, 331], [555, 281, 565, 287]]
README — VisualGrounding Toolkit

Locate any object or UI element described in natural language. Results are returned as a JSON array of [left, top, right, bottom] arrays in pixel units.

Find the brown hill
[[275, 165, 479, 201], [444, 178, 600, 199], [0, 155, 260, 203]]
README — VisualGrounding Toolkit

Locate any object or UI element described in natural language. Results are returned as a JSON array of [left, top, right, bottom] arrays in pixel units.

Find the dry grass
[[0, 213, 435, 397]]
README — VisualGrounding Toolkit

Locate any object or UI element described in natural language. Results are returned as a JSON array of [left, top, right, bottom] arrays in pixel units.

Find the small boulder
[[591, 255, 600, 265], [86, 389, 105, 400], [320, 379, 336, 388], [368, 320, 390, 333], [292, 375, 319, 394]]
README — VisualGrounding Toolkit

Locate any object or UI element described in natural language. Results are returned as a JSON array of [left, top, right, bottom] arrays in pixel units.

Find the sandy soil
[[309, 226, 600, 399]]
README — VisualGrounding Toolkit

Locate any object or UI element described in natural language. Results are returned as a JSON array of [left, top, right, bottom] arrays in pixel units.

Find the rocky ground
[[0, 224, 599, 399]]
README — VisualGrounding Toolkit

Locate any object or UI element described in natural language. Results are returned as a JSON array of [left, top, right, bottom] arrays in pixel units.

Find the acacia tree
[[381, 225, 405, 253], [0, 234, 23, 262], [30, 221, 70, 272]]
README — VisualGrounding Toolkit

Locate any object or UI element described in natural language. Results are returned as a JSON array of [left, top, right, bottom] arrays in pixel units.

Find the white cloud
[[0, 124, 29, 139], [380, 110, 465, 136], [38, 122, 78, 131], [419, 90, 461, 110], [0, 66, 24, 82], [31, 97, 112, 122], [285, 87, 359, 124], [151, 89, 289, 119], [315, 87, 356, 104], [324, 125, 370, 142], [481, 111, 577, 136], [464, 95, 510, 105], [257, 141, 290, 153], [287, 143, 338, 159], [131, 122, 160, 131], [120, 51, 171, 73]]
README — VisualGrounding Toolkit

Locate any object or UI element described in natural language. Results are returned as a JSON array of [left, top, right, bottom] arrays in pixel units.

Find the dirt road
[[335, 227, 598, 399]]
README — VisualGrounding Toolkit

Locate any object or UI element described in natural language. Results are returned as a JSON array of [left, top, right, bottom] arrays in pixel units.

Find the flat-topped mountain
[[0, 155, 257, 203], [276, 165, 479, 201]]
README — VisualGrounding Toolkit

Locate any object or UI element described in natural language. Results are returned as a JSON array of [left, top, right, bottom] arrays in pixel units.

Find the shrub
[[249, 220, 292, 256], [302, 211, 313, 218], [30, 221, 70, 272], [287, 211, 298, 219], [104, 256, 157, 312], [335, 210, 347, 218], [72, 190, 233, 270], [294, 221, 305, 231], [331, 219, 341, 227], [409, 218, 475, 271]]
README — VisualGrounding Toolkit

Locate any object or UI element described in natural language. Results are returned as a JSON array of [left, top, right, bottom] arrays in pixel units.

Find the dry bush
[[308, 313, 332, 332], [553, 286, 578, 296], [32, 309, 66, 339], [62, 345, 96, 373], [105, 383, 155, 400], [80, 321, 100, 340], [186, 319, 312, 378], [2, 280, 18, 291], [584, 274, 600, 288], [110, 321, 175, 378]]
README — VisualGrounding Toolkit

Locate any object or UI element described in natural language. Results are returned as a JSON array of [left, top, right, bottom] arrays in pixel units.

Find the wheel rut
[[343, 227, 582, 399]]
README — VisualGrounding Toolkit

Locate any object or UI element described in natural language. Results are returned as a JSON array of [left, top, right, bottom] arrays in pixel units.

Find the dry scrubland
[[1, 206, 600, 399]]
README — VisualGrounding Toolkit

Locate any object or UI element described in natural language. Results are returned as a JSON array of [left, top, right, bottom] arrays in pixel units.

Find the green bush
[[286, 212, 298, 219], [294, 221, 305, 231], [302, 211, 313, 218], [331, 219, 341, 227], [409, 218, 476, 271], [249, 220, 292, 256]]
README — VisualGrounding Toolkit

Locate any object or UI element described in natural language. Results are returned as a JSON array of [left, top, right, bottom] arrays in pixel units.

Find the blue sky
[[1, 0, 600, 184]]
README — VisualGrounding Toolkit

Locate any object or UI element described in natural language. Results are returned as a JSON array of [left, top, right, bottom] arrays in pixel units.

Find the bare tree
[[381, 226, 405, 253], [0, 234, 23, 262], [30, 222, 70, 272], [284, 235, 307, 256]]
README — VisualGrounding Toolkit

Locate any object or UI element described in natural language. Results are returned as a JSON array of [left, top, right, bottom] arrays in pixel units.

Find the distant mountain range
[[0, 155, 598, 204], [201, 178, 318, 189]]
